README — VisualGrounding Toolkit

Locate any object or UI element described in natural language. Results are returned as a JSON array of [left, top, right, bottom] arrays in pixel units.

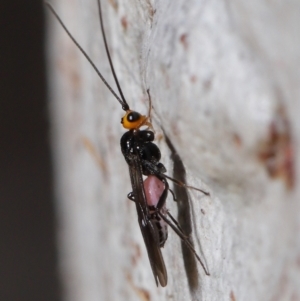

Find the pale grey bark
[[46, 0, 300, 300]]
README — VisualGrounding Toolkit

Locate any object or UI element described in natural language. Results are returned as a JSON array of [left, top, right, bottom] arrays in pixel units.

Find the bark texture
[[46, 0, 300, 300]]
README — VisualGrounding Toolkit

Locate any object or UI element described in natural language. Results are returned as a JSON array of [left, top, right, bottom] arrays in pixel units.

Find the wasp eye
[[127, 111, 141, 122]]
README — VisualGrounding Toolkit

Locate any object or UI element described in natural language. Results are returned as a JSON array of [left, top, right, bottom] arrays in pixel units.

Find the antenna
[[97, 0, 129, 111], [45, 2, 130, 111]]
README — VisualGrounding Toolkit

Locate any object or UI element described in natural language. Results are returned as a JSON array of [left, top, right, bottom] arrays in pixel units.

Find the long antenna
[[97, 0, 129, 111], [45, 2, 130, 111]]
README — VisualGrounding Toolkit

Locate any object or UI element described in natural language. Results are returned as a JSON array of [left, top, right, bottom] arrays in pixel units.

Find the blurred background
[[0, 1, 61, 300]]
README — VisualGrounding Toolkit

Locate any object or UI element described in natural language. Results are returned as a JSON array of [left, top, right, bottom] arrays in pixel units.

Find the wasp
[[46, 0, 210, 287]]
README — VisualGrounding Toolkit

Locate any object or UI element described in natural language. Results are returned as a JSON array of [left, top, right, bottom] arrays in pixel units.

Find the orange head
[[121, 110, 151, 130]]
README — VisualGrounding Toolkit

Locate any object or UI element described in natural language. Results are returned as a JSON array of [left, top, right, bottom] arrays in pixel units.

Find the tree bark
[[46, 0, 300, 300]]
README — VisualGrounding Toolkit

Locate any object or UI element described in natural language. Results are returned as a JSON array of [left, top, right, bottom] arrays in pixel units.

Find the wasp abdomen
[[144, 176, 168, 247]]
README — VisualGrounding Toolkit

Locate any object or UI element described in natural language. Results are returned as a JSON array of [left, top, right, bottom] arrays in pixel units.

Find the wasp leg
[[127, 192, 135, 202], [156, 179, 184, 233], [143, 161, 209, 196], [157, 211, 210, 276], [157, 179, 189, 236], [165, 211, 187, 236], [163, 174, 209, 196], [168, 187, 177, 202]]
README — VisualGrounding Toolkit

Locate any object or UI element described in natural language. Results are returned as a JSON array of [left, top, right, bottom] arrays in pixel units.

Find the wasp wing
[[128, 155, 168, 287], [139, 215, 168, 287]]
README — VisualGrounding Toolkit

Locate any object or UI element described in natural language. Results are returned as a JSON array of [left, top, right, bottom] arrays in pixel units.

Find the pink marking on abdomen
[[143, 175, 165, 207], [144, 175, 168, 247]]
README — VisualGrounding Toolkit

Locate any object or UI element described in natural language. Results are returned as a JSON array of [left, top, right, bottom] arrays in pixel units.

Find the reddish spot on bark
[[121, 16, 128, 31], [109, 0, 118, 11], [156, 133, 164, 142], [180, 33, 188, 50], [130, 242, 141, 266], [230, 290, 236, 301], [81, 136, 108, 175], [233, 133, 242, 148], [171, 120, 180, 137], [203, 77, 212, 90], [190, 75, 197, 83], [126, 272, 151, 301], [58, 46, 82, 99], [258, 105, 295, 190], [148, 3, 156, 20]]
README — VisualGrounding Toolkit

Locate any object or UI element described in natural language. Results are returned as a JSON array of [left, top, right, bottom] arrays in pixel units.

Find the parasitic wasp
[[46, 0, 210, 287]]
